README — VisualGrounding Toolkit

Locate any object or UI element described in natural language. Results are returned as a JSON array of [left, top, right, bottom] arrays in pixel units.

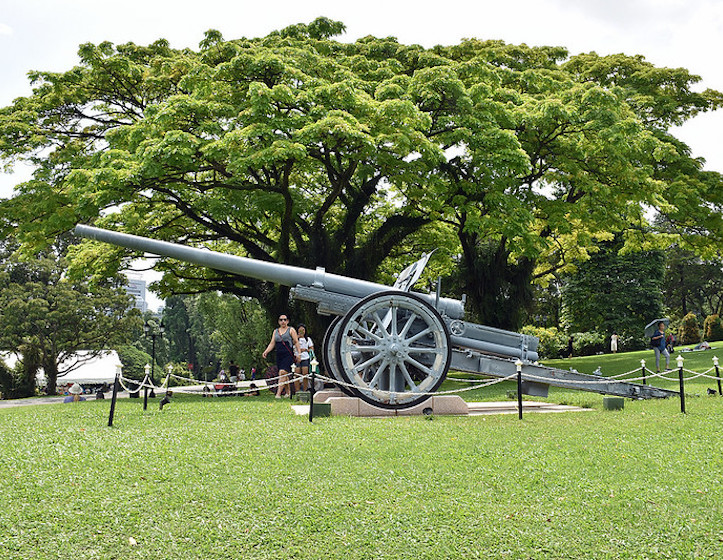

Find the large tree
[[1, 18, 721, 331], [0, 237, 140, 395], [559, 240, 666, 348], [418, 44, 723, 327], [663, 247, 723, 319]]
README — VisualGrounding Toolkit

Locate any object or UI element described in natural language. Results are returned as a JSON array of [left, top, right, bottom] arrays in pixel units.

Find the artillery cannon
[[75, 225, 677, 409]]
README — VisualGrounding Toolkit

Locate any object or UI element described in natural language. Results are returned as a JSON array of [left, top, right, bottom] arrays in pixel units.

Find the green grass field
[[1, 348, 721, 559]]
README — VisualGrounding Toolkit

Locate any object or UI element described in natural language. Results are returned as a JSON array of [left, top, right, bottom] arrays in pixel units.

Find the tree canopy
[[0, 236, 140, 395], [1, 18, 721, 329]]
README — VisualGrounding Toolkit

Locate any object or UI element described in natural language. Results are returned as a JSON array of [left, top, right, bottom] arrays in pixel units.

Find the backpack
[[650, 336, 656, 348]]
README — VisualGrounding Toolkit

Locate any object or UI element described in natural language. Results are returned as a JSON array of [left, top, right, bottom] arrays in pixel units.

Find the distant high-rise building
[[124, 275, 148, 312]]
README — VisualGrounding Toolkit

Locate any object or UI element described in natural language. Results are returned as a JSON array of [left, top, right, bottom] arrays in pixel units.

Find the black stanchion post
[[714, 356, 722, 396], [640, 359, 647, 385], [290, 363, 296, 399], [676, 355, 685, 414], [515, 359, 523, 420], [108, 364, 121, 427], [309, 358, 318, 423]]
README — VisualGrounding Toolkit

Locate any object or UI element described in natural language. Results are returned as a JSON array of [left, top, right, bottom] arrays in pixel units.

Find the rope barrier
[[113, 357, 720, 403], [309, 371, 518, 398]]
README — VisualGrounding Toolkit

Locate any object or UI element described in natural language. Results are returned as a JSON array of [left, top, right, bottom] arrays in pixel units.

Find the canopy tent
[[1, 350, 121, 387]]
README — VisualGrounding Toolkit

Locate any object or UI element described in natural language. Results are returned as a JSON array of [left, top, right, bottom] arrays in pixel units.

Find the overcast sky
[[2, 0, 722, 307]]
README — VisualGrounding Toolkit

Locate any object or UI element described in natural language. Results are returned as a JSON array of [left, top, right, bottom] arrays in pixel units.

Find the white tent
[[1, 350, 120, 388], [51, 351, 121, 386]]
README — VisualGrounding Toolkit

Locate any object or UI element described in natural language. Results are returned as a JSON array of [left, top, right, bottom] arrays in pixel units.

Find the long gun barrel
[[74, 224, 465, 319]]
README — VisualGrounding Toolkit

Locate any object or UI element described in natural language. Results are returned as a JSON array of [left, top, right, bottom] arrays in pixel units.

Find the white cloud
[[0, 23, 13, 36]]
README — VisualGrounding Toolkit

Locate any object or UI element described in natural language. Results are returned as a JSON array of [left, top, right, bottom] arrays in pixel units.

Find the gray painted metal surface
[[75, 224, 676, 407], [450, 350, 678, 399]]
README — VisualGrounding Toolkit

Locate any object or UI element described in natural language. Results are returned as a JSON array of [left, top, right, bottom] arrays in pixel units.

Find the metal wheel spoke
[[371, 310, 390, 335], [390, 307, 399, 337], [399, 312, 418, 338], [405, 326, 434, 345], [367, 358, 391, 388], [354, 324, 383, 344], [352, 352, 384, 373], [398, 361, 419, 392], [353, 344, 381, 352], [403, 356, 434, 377], [407, 346, 445, 355]]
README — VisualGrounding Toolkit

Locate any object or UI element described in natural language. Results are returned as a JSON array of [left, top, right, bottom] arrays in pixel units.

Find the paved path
[[0, 392, 131, 409]]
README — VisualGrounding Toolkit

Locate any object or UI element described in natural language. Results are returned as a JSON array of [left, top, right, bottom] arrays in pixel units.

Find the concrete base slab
[[313, 389, 345, 403], [290, 397, 590, 417], [467, 401, 591, 415]]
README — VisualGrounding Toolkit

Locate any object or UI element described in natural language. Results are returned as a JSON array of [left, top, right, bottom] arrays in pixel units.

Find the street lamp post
[[143, 319, 165, 410]]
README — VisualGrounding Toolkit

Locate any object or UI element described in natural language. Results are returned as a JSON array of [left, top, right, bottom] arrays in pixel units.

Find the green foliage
[[191, 293, 270, 374], [0, 19, 721, 330], [115, 344, 153, 381], [520, 325, 568, 359], [661, 243, 723, 320], [560, 242, 665, 349], [569, 331, 607, 356], [161, 293, 270, 378], [0, 356, 33, 399], [520, 326, 608, 358], [679, 312, 701, 344], [703, 314, 723, 342], [0, 236, 140, 395], [162, 295, 198, 370]]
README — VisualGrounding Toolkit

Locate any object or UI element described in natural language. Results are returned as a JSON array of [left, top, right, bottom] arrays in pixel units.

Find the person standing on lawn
[[610, 333, 619, 353], [651, 321, 670, 372]]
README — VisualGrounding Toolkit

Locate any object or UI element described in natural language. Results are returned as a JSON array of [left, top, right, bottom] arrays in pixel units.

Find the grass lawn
[[1, 350, 721, 559]]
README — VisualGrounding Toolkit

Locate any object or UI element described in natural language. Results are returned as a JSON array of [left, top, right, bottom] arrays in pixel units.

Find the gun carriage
[[75, 225, 676, 409]]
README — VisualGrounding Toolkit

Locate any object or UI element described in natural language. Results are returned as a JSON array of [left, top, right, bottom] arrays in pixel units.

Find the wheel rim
[[335, 291, 451, 409], [322, 316, 359, 397]]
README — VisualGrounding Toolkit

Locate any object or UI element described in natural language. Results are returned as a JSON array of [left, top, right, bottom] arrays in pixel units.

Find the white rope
[[310, 371, 518, 398], [113, 359, 721, 403], [159, 371, 308, 396]]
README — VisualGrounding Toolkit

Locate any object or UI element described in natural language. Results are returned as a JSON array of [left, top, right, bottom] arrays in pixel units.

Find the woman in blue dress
[[262, 314, 302, 398]]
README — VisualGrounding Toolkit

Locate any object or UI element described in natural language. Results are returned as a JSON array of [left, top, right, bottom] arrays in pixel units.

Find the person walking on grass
[[262, 314, 302, 398], [651, 321, 670, 372]]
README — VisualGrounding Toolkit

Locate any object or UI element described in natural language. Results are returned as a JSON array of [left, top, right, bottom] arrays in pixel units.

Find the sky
[[1, 0, 722, 307]]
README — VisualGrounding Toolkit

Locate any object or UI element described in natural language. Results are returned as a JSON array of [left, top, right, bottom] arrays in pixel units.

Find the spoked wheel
[[321, 316, 358, 397], [335, 291, 451, 409]]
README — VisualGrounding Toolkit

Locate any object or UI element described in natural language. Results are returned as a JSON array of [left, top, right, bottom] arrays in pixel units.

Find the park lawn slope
[[0, 390, 721, 559]]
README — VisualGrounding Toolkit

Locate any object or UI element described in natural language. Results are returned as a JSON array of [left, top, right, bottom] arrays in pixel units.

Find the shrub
[[703, 314, 723, 342], [520, 325, 568, 359], [679, 312, 701, 345], [570, 331, 607, 356], [116, 344, 153, 380]]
